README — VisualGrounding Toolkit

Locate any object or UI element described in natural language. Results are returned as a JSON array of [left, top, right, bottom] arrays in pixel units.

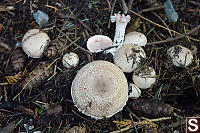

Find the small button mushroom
[[129, 83, 141, 99], [114, 44, 146, 73], [71, 60, 128, 119], [22, 29, 50, 58], [87, 35, 112, 53], [123, 31, 147, 47], [167, 45, 193, 67], [62, 52, 79, 69], [132, 67, 156, 89]]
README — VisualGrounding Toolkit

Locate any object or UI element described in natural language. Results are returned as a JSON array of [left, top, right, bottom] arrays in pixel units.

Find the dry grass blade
[[5, 72, 23, 83], [112, 117, 171, 132], [147, 25, 200, 45], [129, 10, 200, 42]]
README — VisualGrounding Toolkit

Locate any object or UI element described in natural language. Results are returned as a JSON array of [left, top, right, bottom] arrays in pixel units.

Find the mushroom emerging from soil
[[132, 67, 156, 89], [86, 35, 113, 53], [123, 31, 147, 47], [104, 13, 131, 56], [71, 60, 128, 119], [114, 44, 146, 73], [129, 83, 141, 99], [167, 45, 193, 67], [62, 52, 79, 69], [22, 29, 50, 58]]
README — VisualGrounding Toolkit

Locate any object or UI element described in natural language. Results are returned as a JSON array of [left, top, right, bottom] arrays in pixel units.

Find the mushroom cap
[[22, 29, 50, 58], [62, 52, 79, 69], [87, 35, 113, 53], [71, 60, 128, 119], [128, 83, 141, 99], [132, 67, 156, 89], [167, 45, 193, 67], [114, 44, 146, 73], [123, 31, 147, 47]]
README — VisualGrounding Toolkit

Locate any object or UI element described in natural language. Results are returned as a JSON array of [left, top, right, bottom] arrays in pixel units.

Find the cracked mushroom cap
[[132, 67, 156, 89], [87, 35, 113, 53], [123, 32, 147, 47], [22, 29, 50, 58], [167, 45, 193, 67], [129, 83, 141, 99], [114, 44, 146, 73], [71, 60, 128, 119]]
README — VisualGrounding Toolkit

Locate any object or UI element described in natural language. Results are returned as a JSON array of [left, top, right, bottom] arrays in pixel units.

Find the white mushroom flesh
[[128, 83, 141, 99], [132, 67, 156, 89], [114, 44, 146, 73], [71, 60, 128, 119], [22, 29, 50, 58], [104, 13, 131, 56], [124, 31, 147, 47], [62, 52, 79, 69], [167, 45, 193, 67]]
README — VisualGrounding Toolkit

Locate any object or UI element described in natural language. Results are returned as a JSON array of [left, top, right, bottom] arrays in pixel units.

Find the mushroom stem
[[104, 13, 131, 56]]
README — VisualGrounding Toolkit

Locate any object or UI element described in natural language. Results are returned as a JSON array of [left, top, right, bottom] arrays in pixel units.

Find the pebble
[[33, 10, 49, 27], [164, 0, 179, 22]]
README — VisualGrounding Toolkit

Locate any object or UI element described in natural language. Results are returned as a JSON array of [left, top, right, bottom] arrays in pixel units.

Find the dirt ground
[[0, 0, 200, 133]]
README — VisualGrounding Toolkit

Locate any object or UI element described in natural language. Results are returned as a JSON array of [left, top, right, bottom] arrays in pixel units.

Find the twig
[[0, 6, 15, 12], [128, 0, 134, 11], [110, 125, 132, 133], [106, 0, 111, 11], [188, 1, 200, 6], [158, 119, 185, 131], [129, 113, 138, 133], [138, 6, 165, 14], [126, 106, 139, 133], [77, 19, 94, 34], [0, 82, 10, 86], [147, 25, 200, 45], [129, 10, 200, 42], [152, 12, 172, 37], [125, 106, 140, 121], [58, 12, 94, 34], [55, 27, 91, 54], [121, 0, 128, 14], [67, 36, 92, 54], [108, 0, 117, 29]]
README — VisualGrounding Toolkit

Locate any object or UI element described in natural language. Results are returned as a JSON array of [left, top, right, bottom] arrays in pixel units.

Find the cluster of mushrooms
[[21, 13, 194, 120], [21, 29, 80, 69]]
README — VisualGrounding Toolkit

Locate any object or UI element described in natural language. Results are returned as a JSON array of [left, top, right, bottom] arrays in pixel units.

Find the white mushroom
[[22, 29, 50, 58], [167, 45, 193, 67], [124, 31, 147, 47], [114, 44, 146, 73], [71, 60, 128, 119], [128, 83, 141, 99], [132, 67, 156, 89], [62, 52, 79, 69], [104, 13, 131, 56], [86, 35, 112, 53]]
